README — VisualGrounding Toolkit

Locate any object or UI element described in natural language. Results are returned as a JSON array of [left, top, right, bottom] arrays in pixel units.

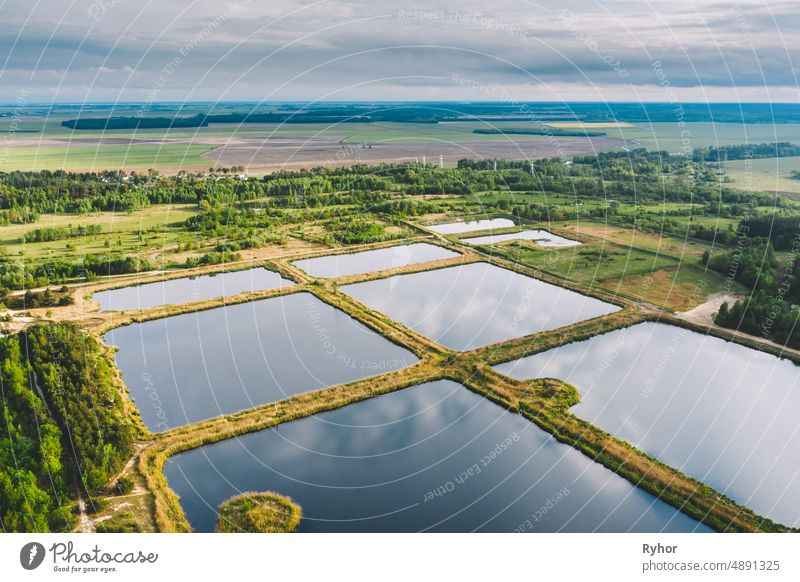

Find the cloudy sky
[[1, 0, 798, 103]]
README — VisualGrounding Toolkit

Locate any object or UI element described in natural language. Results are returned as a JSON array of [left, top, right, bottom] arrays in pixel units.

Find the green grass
[[721, 155, 800, 196], [0, 144, 215, 171], [502, 240, 678, 284], [215, 492, 301, 533], [0, 204, 198, 264], [481, 220, 745, 310], [605, 122, 800, 154]]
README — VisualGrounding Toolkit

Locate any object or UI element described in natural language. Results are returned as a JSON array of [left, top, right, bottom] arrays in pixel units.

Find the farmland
[[4, 103, 800, 175]]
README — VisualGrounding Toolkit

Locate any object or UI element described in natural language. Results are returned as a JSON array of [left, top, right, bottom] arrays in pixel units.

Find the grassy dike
[[51, 236, 794, 533]]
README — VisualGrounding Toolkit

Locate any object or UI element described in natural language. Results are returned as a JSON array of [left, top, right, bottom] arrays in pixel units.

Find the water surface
[[94, 268, 291, 311], [495, 322, 800, 527], [341, 262, 619, 350], [165, 380, 709, 532], [104, 292, 417, 431], [428, 218, 515, 234], [462, 229, 581, 247], [292, 243, 458, 278]]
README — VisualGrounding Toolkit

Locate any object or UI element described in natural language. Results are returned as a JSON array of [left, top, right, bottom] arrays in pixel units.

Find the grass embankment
[[315, 249, 478, 287], [140, 322, 792, 533], [91, 285, 302, 334], [134, 284, 790, 533], [474, 305, 645, 366], [216, 492, 302, 533]]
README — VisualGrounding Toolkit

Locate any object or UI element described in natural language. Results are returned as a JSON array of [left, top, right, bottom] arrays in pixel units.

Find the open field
[[545, 121, 634, 129], [0, 204, 198, 265], [1, 116, 625, 172], [205, 133, 620, 172], [0, 124, 622, 173], [604, 122, 800, 155], [5, 115, 800, 176], [721, 155, 800, 197], [467, 221, 745, 311], [0, 144, 216, 172]]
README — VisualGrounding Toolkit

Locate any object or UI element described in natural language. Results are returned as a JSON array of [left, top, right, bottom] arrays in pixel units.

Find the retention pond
[[341, 262, 619, 350], [94, 267, 292, 311], [104, 292, 418, 431], [495, 321, 800, 527]]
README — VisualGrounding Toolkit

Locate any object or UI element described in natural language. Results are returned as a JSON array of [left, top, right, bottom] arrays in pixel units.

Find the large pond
[[292, 243, 459, 278], [164, 380, 709, 532], [462, 230, 581, 248], [428, 218, 515, 234], [495, 321, 800, 527], [93, 268, 292, 311], [104, 292, 418, 431], [341, 262, 619, 351]]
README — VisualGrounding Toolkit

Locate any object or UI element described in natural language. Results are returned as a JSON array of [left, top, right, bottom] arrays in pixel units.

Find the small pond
[[93, 268, 292, 311], [428, 218, 515, 235], [292, 243, 459, 278], [341, 262, 619, 350], [104, 292, 418, 431], [462, 229, 581, 248]]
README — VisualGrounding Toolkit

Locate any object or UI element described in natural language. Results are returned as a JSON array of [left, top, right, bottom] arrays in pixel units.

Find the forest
[[703, 232, 800, 347], [693, 142, 800, 162], [0, 323, 134, 531]]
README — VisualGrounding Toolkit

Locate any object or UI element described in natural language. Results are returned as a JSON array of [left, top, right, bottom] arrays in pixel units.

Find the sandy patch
[[679, 292, 743, 325]]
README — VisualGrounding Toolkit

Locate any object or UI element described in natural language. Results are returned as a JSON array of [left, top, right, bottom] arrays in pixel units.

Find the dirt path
[[678, 292, 742, 326], [107, 443, 148, 489], [74, 498, 95, 533], [674, 291, 800, 360]]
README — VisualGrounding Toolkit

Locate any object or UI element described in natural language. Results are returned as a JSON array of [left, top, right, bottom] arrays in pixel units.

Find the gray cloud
[[0, 0, 797, 102]]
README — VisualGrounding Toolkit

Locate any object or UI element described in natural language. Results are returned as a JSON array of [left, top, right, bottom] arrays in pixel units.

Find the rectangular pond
[[164, 380, 709, 532], [462, 229, 581, 248], [428, 218, 515, 235], [494, 321, 800, 527], [341, 262, 619, 351], [93, 267, 292, 311], [292, 243, 459, 278], [103, 292, 418, 432]]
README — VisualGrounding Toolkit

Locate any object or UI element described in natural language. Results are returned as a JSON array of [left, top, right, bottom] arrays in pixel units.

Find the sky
[[1, 0, 798, 103]]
